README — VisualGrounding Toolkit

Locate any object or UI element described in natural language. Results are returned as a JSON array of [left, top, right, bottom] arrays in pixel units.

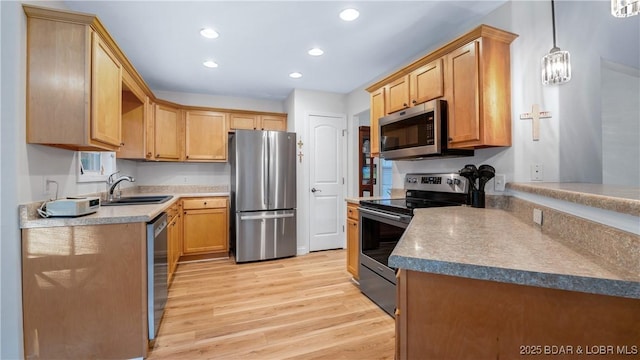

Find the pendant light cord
[[551, 0, 557, 48]]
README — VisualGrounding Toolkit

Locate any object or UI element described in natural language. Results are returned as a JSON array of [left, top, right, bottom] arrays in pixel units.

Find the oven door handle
[[359, 207, 409, 222]]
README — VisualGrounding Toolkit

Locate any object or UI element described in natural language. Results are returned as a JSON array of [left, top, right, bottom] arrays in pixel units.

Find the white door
[[309, 114, 345, 251]]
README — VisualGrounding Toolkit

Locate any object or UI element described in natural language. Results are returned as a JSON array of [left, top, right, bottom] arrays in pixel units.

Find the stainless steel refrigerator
[[229, 130, 297, 263]]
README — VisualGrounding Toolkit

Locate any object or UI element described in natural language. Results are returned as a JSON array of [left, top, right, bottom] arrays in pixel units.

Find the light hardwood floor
[[148, 250, 395, 359]]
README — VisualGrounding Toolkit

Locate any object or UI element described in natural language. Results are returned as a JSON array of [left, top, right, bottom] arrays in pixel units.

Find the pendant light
[[541, 0, 571, 85], [612, 0, 640, 17]]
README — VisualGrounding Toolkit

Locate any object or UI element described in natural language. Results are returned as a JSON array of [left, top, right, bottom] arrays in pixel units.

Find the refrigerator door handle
[[263, 134, 268, 207], [240, 213, 295, 221]]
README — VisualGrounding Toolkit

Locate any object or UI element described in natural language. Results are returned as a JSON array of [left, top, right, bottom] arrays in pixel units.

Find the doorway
[[308, 113, 346, 251]]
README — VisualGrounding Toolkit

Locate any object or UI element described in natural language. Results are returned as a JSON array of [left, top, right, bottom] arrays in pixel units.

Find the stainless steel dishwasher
[[147, 212, 168, 342]]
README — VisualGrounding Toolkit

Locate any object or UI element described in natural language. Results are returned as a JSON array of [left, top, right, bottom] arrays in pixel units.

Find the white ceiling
[[64, 1, 508, 101]]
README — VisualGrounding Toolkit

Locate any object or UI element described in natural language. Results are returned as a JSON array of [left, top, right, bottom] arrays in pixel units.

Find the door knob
[[311, 188, 321, 193]]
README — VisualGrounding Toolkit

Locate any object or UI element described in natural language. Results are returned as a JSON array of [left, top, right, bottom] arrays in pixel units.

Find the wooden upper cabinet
[[446, 41, 480, 147], [230, 113, 259, 130], [230, 113, 287, 131], [370, 87, 385, 157], [409, 58, 444, 106], [91, 32, 122, 148], [445, 36, 514, 148], [260, 115, 287, 131], [154, 104, 182, 161], [385, 75, 410, 114], [24, 6, 124, 151], [184, 110, 227, 162], [118, 70, 151, 160], [367, 25, 517, 151]]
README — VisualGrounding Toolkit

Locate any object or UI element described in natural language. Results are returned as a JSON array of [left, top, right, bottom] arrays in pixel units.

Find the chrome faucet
[[106, 172, 135, 201]]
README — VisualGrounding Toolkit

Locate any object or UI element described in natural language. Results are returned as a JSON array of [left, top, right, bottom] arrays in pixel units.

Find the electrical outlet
[[494, 174, 506, 192], [533, 208, 543, 225], [42, 177, 52, 195], [531, 164, 544, 181]]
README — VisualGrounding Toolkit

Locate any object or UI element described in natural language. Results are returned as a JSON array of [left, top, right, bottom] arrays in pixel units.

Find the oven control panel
[[405, 173, 468, 193]]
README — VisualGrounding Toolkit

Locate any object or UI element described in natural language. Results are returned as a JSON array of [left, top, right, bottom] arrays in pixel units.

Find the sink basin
[[101, 195, 173, 206]]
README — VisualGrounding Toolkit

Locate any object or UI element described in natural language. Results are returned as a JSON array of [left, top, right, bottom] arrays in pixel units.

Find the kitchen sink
[[101, 195, 173, 206]]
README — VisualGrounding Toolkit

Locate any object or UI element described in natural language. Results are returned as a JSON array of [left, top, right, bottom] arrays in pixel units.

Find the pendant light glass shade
[[541, 0, 571, 85], [542, 47, 571, 85], [612, 0, 640, 17]]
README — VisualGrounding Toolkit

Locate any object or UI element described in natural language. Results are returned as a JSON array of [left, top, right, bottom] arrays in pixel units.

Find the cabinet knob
[[403, 103, 408, 107], [448, 138, 453, 142], [204, 202, 207, 205], [120, 142, 125, 146], [147, 152, 152, 157], [156, 153, 160, 157], [186, 155, 189, 159], [412, 100, 417, 104]]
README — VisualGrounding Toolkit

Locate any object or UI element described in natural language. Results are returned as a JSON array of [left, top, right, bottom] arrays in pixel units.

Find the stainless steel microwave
[[379, 99, 473, 160]]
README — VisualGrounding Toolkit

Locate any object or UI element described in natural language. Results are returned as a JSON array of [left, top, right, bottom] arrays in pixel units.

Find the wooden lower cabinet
[[182, 197, 229, 257], [396, 270, 640, 360], [21, 223, 148, 359], [167, 202, 183, 284], [346, 202, 359, 279]]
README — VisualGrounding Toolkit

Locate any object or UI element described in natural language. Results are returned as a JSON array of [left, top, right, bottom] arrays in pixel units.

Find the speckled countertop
[[508, 182, 640, 216], [19, 186, 230, 229], [389, 206, 639, 299]]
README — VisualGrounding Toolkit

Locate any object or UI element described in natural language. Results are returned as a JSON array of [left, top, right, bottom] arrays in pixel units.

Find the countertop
[[389, 206, 639, 299], [507, 182, 640, 216], [19, 191, 230, 229]]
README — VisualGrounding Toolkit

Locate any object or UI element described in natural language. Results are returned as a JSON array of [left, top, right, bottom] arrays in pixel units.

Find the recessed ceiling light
[[339, 8, 359, 21], [289, 72, 303, 79], [203, 60, 218, 68], [308, 48, 324, 56], [200, 28, 219, 39]]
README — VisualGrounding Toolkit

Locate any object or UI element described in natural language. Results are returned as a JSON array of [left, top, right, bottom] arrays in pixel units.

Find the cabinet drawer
[[347, 203, 359, 220], [182, 197, 227, 210], [167, 203, 179, 220]]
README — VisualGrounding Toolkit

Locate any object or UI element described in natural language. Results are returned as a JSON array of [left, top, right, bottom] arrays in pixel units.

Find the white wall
[[136, 162, 230, 186], [345, 88, 371, 197], [287, 89, 347, 255], [601, 62, 640, 186], [556, 0, 639, 183], [154, 90, 284, 113]]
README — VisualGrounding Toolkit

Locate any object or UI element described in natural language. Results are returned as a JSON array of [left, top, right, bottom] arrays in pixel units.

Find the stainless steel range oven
[[359, 173, 469, 316]]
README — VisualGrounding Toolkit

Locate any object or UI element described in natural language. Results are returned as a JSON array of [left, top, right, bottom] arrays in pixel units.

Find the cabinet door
[[183, 209, 228, 254], [167, 215, 177, 284], [409, 58, 444, 106], [346, 217, 359, 279], [370, 87, 385, 157], [119, 71, 148, 159], [185, 110, 227, 161], [154, 104, 182, 160], [91, 32, 122, 148], [446, 41, 481, 147], [385, 75, 410, 114], [260, 115, 287, 131], [230, 113, 259, 130]]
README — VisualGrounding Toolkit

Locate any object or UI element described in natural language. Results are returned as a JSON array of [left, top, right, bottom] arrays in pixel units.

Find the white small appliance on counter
[[40, 197, 100, 217]]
